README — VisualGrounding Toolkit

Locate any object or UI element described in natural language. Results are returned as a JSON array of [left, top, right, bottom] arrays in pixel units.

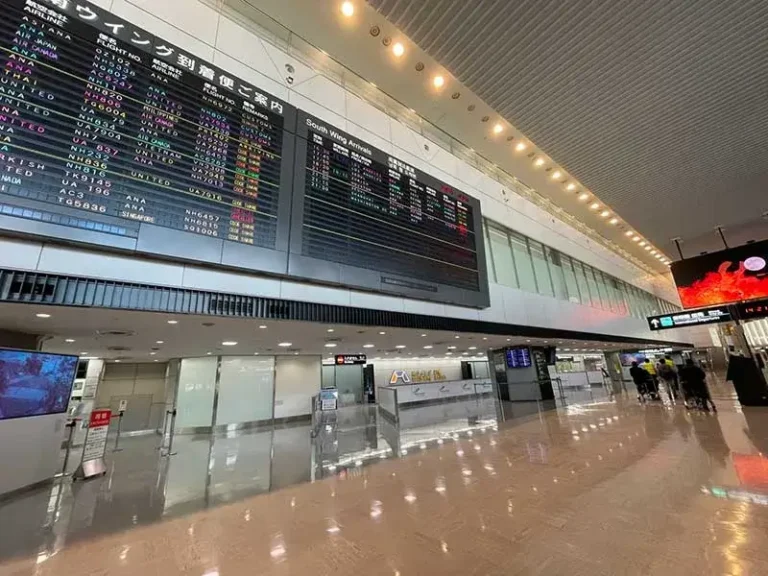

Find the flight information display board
[[506, 347, 532, 369], [290, 112, 489, 307], [0, 0, 296, 272]]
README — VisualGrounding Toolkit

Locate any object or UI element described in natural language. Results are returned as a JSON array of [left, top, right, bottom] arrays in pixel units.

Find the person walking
[[629, 361, 651, 403], [679, 359, 716, 412], [640, 357, 660, 399], [657, 357, 678, 400]]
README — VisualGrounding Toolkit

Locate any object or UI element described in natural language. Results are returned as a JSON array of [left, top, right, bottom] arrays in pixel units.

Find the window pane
[[584, 266, 603, 309], [595, 270, 613, 312], [482, 222, 496, 283], [487, 225, 518, 288], [573, 261, 593, 306], [561, 255, 582, 303], [510, 232, 537, 292], [545, 247, 568, 301], [529, 240, 554, 297]]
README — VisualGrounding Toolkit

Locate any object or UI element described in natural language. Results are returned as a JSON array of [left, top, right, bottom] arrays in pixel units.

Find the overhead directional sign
[[737, 298, 768, 321], [647, 306, 733, 331]]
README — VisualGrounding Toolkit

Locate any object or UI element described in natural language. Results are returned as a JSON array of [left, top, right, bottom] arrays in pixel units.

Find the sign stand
[[73, 409, 112, 481], [112, 411, 125, 452], [54, 419, 79, 479]]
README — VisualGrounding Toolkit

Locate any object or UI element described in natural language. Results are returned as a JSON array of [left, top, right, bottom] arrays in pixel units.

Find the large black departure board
[[0, 0, 296, 272], [290, 113, 489, 307], [0, 0, 490, 308]]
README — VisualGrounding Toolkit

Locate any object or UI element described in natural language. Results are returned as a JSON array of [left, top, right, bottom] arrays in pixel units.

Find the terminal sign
[[647, 306, 732, 331], [335, 354, 367, 365]]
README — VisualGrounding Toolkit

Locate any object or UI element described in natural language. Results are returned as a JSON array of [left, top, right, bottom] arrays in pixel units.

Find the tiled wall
[[0, 0, 701, 345]]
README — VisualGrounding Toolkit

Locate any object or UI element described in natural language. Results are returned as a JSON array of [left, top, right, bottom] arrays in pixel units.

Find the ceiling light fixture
[[80, 352, 88, 356], [35, 313, 51, 318], [392, 42, 404, 57], [566, 183, 575, 191], [578, 193, 589, 201], [156, 340, 164, 345], [396, 345, 406, 349], [327, 328, 334, 333], [259, 325, 267, 329], [423, 345, 433, 349], [625, 230, 634, 237], [150, 352, 156, 356], [639, 241, 647, 247], [379, 331, 386, 335], [590, 202, 600, 210], [469, 346, 477, 350], [644, 246, 652, 251], [340, 1, 354, 17], [363, 344, 374, 348], [600, 210, 610, 217], [324, 343, 337, 348], [432, 75, 445, 89], [551, 171, 562, 180], [167, 320, 178, 325], [609, 218, 618, 225], [493, 123, 503, 134], [65, 338, 75, 343], [534, 157, 545, 166], [278, 342, 292, 347], [222, 341, 238, 346], [633, 236, 641, 242], [515, 142, 527, 152]]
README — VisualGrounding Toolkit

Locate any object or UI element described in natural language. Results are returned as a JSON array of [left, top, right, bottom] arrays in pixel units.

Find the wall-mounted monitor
[[0, 350, 78, 421], [671, 239, 768, 308], [505, 347, 532, 368]]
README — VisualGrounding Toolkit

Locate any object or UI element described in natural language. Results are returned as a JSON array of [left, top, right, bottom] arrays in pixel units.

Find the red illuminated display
[[677, 261, 768, 308], [671, 240, 768, 308]]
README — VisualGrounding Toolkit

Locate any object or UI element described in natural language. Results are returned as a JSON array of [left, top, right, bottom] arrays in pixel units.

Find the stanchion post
[[158, 409, 171, 451], [163, 409, 178, 457], [56, 419, 78, 478], [113, 411, 124, 452]]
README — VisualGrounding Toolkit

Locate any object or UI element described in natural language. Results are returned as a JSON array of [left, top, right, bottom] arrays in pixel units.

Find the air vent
[[107, 346, 132, 352], [96, 330, 136, 337]]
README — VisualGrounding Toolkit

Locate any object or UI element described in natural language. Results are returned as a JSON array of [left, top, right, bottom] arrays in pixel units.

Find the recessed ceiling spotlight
[[432, 75, 445, 88], [369, 25, 380, 36], [325, 343, 337, 348], [454, 335, 460, 339], [451, 92, 461, 99], [207, 352, 212, 355], [552, 171, 564, 181], [590, 202, 600, 210], [392, 42, 405, 57], [632, 235, 641, 242], [600, 210, 610, 218], [167, 320, 178, 325], [609, 218, 619, 225], [515, 141, 527, 152], [506, 135, 514, 141], [534, 157, 545, 166], [493, 123, 504, 134], [578, 193, 589, 201], [35, 313, 51, 318], [415, 62, 425, 72], [651, 250, 657, 255], [421, 333, 427, 337], [150, 352, 157, 356], [644, 245, 652, 251], [566, 183, 576, 191], [481, 115, 490, 122], [80, 352, 88, 356], [469, 346, 477, 350], [655, 254, 664, 259], [423, 345, 433, 349], [340, 1, 354, 17], [447, 345, 457, 349], [639, 241, 647, 247], [379, 331, 386, 335], [222, 341, 238, 346], [396, 345, 406, 349], [65, 338, 75, 343], [156, 340, 164, 345], [327, 328, 335, 333], [363, 344, 374, 348], [381, 36, 392, 47], [625, 230, 634, 237], [278, 342, 292, 347]]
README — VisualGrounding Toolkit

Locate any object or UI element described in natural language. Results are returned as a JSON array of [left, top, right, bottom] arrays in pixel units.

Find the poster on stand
[[82, 409, 112, 462]]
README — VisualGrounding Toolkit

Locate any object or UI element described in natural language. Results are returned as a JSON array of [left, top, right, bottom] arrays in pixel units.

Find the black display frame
[[289, 111, 490, 308], [0, 0, 297, 276]]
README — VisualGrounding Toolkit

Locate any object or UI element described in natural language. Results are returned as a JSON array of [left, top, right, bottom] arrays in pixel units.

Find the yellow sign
[[390, 369, 446, 384]]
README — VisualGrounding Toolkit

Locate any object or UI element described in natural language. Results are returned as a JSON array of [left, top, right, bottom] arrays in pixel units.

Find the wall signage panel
[[647, 306, 733, 331], [289, 112, 490, 308], [505, 347, 532, 368], [0, 0, 296, 273]]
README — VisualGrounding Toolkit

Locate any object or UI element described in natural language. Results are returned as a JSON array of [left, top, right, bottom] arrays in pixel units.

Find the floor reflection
[[0, 395, 508, 561]]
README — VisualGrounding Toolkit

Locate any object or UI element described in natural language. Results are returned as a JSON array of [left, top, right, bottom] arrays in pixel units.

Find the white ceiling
[[366, 0, 768, 256], [0, 303, 654, 363]]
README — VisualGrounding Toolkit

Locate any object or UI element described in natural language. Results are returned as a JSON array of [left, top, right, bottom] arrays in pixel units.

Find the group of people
[[629, 355, 716, 411]]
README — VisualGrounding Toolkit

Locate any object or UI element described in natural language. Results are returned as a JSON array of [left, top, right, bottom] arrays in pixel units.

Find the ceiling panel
[[367, 0, 768, 254]]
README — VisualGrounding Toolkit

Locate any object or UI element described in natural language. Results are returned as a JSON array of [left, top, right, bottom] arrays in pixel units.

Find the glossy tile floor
[[3, 382, 768, 575]]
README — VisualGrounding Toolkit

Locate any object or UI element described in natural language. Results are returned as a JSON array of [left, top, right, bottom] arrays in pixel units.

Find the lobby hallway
[[2, 388, 768, 575]]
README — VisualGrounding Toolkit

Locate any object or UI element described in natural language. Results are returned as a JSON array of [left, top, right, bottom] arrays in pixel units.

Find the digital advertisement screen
[[619, 353, 644, 367], [506, 347, 532, 368], [0, 349, 78, 420], [671, 239, 768, 308]]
